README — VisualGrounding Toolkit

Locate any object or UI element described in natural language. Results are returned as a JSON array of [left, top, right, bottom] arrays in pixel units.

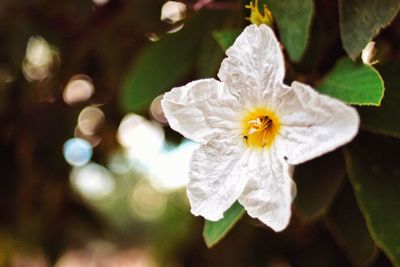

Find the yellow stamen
[[245, 0, 274, 27], [241, 107, 280, 149]]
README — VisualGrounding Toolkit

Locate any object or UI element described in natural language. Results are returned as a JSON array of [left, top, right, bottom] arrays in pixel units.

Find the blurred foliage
[[121, 12, 224, 111], [359, 62, 400, 138], [0, 0, 400, 266], [326, 181, 378, 266], [345, 133, 400, 266], [213, 29, 241, 52], [266, 0, 314, 62], [294, 150, 345, 221], [339, 0, 400, 60]]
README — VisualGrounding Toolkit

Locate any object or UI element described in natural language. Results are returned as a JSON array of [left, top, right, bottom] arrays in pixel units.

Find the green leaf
[[339, 0, 400, 60], [359, 63, 400, 138], [326, 182, 378, 266], [197, 33, 224, 78], [344, 133, 400, 266], [120, 13, 220, 111], [120, 31, 195, 111], [318, 57, 384, 105], [203, 201, 245, 248], [295, 151, 345, 221], [212, 29, 240, 52], [266, 0, 314, 62]]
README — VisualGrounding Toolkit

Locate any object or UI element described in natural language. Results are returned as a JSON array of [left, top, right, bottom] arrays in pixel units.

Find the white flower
[[161, 24, 359, 231]]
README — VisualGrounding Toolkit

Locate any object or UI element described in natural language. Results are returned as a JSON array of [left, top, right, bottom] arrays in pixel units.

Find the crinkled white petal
[[188, 134, 250, 221], [274, 81, 360, 165], [238, 148, 293, 232], [218, 24, 285, 106], [161, 79, 241, 143]]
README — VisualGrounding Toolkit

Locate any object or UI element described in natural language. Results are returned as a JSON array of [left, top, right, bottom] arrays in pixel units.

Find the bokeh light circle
[[63, 74, 94, 105], [70, 163, 115, 200], [130, 182, 167, 220], [77, 106, 105, 135], [63, 138, 93, 167], [150, 94, 168, 124]]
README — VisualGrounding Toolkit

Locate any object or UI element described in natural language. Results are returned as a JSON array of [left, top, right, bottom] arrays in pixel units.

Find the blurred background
[[0, 0, 398, 266]]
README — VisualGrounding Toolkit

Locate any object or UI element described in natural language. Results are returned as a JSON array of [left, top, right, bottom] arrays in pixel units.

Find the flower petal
[[161, 78, 240, 143], [275, 81, 360, 165], [238, 149, 294, 232], [218, 24, 285, 106], [188, 135, 250, 221]]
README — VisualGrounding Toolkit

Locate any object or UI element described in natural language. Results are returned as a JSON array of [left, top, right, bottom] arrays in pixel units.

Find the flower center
[[241, 107, 281, 149]]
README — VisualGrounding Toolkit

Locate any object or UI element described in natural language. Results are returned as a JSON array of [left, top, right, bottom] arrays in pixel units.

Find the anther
[[249, 118, 261, 126], [261, 116, 272, 128], [248, 127, 258, 135]]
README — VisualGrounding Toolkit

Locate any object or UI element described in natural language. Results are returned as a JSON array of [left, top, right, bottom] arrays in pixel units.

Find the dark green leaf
[[344, 133, 400, 266], [359, 63, 400, 138], [339, 0, 400, 60], [212, 29, 240, 52], [197, 33, 224, 78], [120, 13, 220, 111], [295, 151, 345, 221], [203, 201, 245, 248], [326, 182, 378, 266], [294, 236, 355, 267], [318, 57, 384, 105], [266, 0, 314, 62]]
